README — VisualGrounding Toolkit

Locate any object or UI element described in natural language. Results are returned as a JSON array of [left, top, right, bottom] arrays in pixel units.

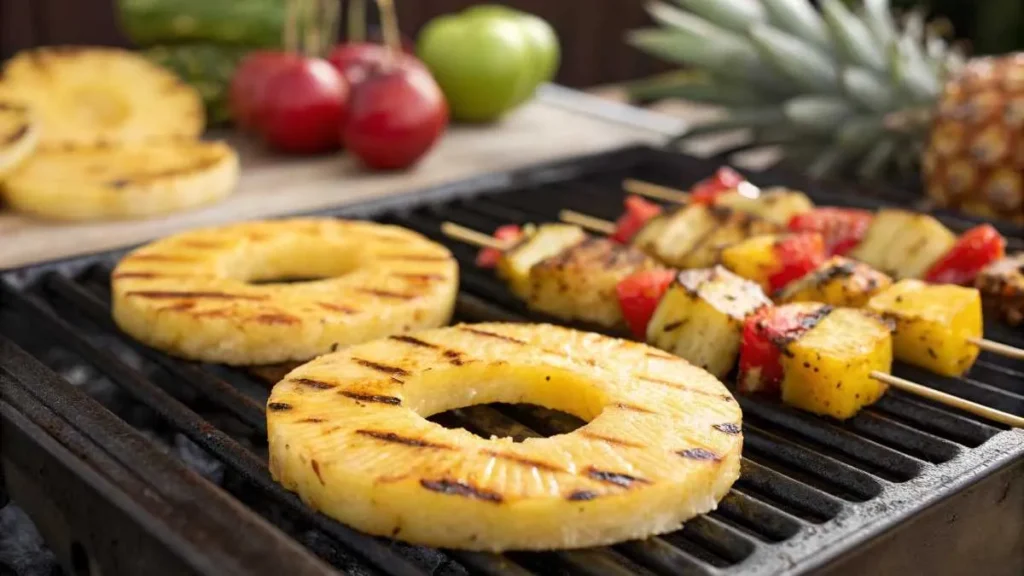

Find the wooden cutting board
[[0, 87, 685, 270]]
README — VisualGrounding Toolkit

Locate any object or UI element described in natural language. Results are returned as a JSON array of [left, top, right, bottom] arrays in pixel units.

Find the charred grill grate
[[1, 145, 1022, 576]]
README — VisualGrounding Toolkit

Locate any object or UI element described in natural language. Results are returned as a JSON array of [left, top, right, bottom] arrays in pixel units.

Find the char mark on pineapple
[[457, 326, 527, 345], [356, 288, 417, 300], [586, 467, 650, 488], [291, 378, 337, 390], [352, 358, 411, 377], [481, 450, 565, 472], [355, 430, 451, 449], [678, 448, 721, 461], [2, 124, 28, 145], [420, 479, 504, 503], [388, 334, 439, 349], [579, 431, 645, 448], [267, 402, 293, 412], [340, 391, 402, 405], [125, 290, 267, 301], [567, 490, 599, 501], [712, 422, 742, 435]]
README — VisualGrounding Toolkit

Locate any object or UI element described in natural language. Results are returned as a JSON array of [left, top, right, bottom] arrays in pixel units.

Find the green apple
[[417, 13, 534, 123]]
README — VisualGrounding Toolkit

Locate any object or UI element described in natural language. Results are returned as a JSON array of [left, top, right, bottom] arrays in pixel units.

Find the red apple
[[343, 62, 448, 170], [327, 43, 425, 88], [229, 51, 300, 131], [259, 58, 349, 154]]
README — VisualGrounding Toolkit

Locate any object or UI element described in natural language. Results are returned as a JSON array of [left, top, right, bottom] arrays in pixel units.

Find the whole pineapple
[[627, 0, 1024, 224]]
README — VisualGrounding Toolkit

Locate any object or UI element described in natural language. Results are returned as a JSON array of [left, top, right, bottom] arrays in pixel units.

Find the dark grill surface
[[1, 145, 1022, 576]]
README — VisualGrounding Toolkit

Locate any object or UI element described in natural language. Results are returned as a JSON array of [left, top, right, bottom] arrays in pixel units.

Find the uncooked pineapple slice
[[0, 101, 38, 178], [647, 266, 771, 377], [3, 139, 239, 220], [0, 46, 204, 147], [267, 322, 743, 551], [111, 218, 459, 365]]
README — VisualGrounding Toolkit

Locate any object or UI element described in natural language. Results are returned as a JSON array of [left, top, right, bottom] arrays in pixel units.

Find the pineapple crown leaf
[[760, 0, 832, 50], [668, 0, 766, 34], [820, 0, 887, 72], [748, 24, 840, 93]]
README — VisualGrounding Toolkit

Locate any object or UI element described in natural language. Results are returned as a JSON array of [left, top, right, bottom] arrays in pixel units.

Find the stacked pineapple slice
[[0, 47, 239, 220]]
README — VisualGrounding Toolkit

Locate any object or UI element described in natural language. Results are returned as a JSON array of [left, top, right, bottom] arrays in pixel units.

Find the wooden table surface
[[0, 86, 688, 270]]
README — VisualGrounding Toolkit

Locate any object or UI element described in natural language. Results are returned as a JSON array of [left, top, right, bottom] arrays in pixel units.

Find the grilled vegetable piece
[[739, 304, 892, 420], [616, 269, 677, 339], [3, 140, 239, 221], [867, 280, 982, 377], [715, 187, 814, 226], [611, 195, 663, 244], [788, 208, 873, 256], [975, 253, 1024, 327], [924, 224, 1006, 286], [776, 257, 893, 308], [849, 209, 957, 279], [477, 224, 525, 268], [528, 237, 662, 328], [647, 267, 772, 378], [689, 166, 747, 204], [0, 101, 37, 178], [0, 47, 204, 147], [267, 322, 743, 551], [117, 0, 285, 47], [719, 233, 826, 293], [496, 224, 585, 299], [680, 210, 781, 269], [111, 219, 458, 365]]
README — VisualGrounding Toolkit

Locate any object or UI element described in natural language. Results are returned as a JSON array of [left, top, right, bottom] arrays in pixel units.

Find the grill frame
[[1, 144, 1022, 576]]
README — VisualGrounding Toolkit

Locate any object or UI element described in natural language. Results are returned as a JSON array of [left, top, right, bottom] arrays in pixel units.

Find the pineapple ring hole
[[405, 364, 608, 441], [429, 404, 584, 441], [230, 241, 363, 285]]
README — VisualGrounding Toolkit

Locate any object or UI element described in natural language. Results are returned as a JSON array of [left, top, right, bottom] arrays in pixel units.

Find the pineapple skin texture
[[267, 322, 743, 551], [112, 218, 458, 365], [0, 46, 204, 148], [924, 55, 1024, 225], [780, 308, 893, 420], [0, 101, 38, 178], [4, 140, 238, 221], [776, 256, 893, 308], [867, 280, 982, 377], [647, 267, 771, 377], [848, 209, 956, 279]]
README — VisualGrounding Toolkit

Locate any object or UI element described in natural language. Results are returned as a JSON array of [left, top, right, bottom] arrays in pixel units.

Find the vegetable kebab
[[442, 221, 1024, 428]]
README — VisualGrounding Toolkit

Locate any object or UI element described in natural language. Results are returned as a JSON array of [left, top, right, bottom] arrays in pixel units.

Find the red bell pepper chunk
[[690, 166, 747, 205], [787, 208, 873, 256], [475, 224, 523, 268], [611, 195, 663, 244], [615, 269, 677, 339], [738, 304, 824, 395], [924, 224, 1006, 285], [767, 233, 827, 294]]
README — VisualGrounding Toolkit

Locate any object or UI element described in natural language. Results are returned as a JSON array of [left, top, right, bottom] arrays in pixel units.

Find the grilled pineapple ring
[[112, 218, 458, 365], [267, 322, 743, 551], [0, 101, 38, 178], [3, 140, 239, 220]]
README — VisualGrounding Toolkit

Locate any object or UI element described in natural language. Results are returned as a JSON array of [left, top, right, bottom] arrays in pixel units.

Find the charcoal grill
[[1, 145, 1022, 576]]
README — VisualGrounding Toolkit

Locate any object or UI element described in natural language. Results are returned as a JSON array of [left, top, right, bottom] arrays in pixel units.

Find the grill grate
[[1, 145, 1022, 576]]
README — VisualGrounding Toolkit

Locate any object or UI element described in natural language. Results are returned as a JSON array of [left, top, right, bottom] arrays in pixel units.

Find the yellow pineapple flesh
[[848, 209, 956, 279], [924, 54, 1024, 225], [266, 322, 743, 551], [776, 256, 893, 307], [111, 218, 459, 365], [3, 140, 239, 220], [0, 46, 204, 148], [0, 101, 37, 178], [497, 224, 585, 300]]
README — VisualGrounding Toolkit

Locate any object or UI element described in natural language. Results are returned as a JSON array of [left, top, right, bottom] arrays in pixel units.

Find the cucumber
[[118, 0, 285, 48], [144, 44, 251, 125]]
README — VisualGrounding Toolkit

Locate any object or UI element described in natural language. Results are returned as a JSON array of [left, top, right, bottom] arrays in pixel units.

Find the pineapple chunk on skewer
[[776, 257, 893, 308], [714, 187, 814, 226], [634, 204, 780, 269], [739, 303, 893, 420], [866, 280, 983, 377], [496, 224, 584, 300], [849, 209, 957, 280], [647, 266, 771, 378]]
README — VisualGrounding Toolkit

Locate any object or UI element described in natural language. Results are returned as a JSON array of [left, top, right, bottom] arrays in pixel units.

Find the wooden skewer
[[870, 371, 1024, 428], [968, 337, 1024, 360], [442, 220, 1022, 428], [623, 178, 691, 204], [558, 210, 616, 235]]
